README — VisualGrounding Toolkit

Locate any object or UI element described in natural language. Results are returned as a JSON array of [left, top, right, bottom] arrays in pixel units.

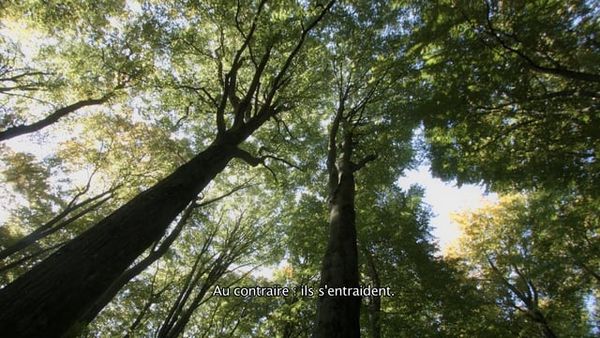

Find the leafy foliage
[[0, 0, 598, 337], [416, 0, 600, 193], [451, 192, 599, 337]]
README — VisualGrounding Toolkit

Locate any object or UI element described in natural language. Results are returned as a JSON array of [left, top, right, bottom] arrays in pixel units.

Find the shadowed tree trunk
[[79, 184, 246, 327], [362, 246, 381, 338], [77, 201, 197, 327], [314, 88, 377, 337], [0, 3, 334, 336], [316, 158, 361, 337], [0, 141, 235, 337]]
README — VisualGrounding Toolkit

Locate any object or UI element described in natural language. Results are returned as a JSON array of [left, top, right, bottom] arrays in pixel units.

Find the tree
[[82, 186, 280, 337], [415, 0, 600, 194], [357, 185, 509, 337], [1, 1, 596, 336], [451, 193, 598, 337], [0, 1, 335, 336], [0, 0, 142, 141], [312, 1, 424, 335]]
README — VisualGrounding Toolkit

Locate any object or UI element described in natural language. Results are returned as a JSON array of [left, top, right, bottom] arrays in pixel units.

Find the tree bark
[[77, 201, 196, 327], [0, 140, 237, 337], [315, 125, 361, 337], [315, 162, 360, 338]]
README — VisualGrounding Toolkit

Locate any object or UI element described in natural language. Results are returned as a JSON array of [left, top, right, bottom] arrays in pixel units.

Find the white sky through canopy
[[397, 164, 498, 253]]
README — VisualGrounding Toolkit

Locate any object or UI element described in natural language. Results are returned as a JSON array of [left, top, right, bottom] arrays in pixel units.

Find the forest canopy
[[0, 0, 598, 337]]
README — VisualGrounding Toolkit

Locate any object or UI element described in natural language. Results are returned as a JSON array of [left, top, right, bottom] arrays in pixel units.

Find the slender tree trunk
[[124, 298, 153, 338], [123, 269, 171, 338], [315, 164, 360, 337], [0, 140, 237, 337], [158, 217, 249, 338], [315, 126, 361, 337], [362, 247, 381, 338]]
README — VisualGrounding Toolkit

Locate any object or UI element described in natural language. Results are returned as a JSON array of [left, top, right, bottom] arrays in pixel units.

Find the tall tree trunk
[[0, 140, 238, 337], [315, 124, 361, 337], [78, 201, 196, 326], [0, 3, 334, 335], [315, 166, 360, 337]]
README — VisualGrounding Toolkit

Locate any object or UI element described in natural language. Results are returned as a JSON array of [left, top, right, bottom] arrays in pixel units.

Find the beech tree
[[0, 0, 598, 336], [0, 1, 335, 336], [451, 192, 598, 337], [414, 0, 599, 193], [312, 1, 421, 335]]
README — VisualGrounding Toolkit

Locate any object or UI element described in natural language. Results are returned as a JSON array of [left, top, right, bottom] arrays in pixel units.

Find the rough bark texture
[[0, 140, 237, 337], [78, 202, 195, 326]]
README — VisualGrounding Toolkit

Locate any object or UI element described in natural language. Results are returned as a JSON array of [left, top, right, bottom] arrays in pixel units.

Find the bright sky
[[397, 164, 498, 253]]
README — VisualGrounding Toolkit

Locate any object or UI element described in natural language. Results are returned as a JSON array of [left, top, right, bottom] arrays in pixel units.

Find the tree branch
[[233, 44, 273, 128], [0, 93, 115, 141], [353, 154, 378, 172], [486, 255, 531, 307], [481, 3, 600, 83]]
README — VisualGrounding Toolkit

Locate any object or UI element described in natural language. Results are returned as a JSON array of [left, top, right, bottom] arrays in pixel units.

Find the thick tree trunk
[[314, 163, 361, 338], [78, 202, 195, 327], [0, 140, 238, 337], [0, 3, 334, 335]]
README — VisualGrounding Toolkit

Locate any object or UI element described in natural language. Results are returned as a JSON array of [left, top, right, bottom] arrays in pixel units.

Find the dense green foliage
[[416, 0, 599, 193], [0, 0, 598, 337]]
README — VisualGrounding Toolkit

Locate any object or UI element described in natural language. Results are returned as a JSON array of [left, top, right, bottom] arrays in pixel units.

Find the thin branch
[[0, 241, 66, 274], [486, 255, 530, 307], [196, 181, 253, 208], [481, 2, 599, 83], [233, 44, 273, 128], [0, 93, 116, 141], [353, 154, 378, 172]]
